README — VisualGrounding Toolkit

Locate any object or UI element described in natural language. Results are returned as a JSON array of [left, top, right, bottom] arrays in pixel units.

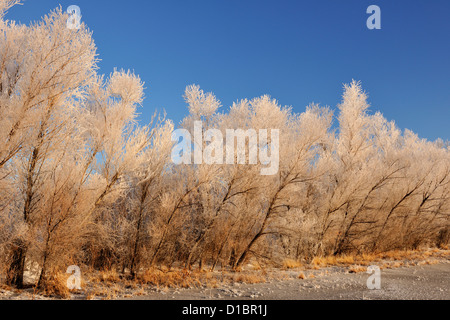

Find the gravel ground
[[1, 259, 448, 300], [127, 262, 449, 300]]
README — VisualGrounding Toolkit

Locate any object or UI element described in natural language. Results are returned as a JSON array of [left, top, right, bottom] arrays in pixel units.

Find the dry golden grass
[[311, 254, 355, 267], [85, 291, 96, 300], [310, 248, 449, 269], [417, 259, 439, 266], [282, 258, 303, 269], [98, 269, 121, 283], [68, 266, 272, 299], [348, 265, 367, 273], [233, 273, 267, 284], [358, 253, 379, 265], [247, 261, 263, 270], [90, 286, 120, 300], [85, 268, 122, 286], [311, 256, 332, 267], [139, 268, 202, 288], [0, 282, 14, 292], [39, 272, 71, 299], [306, 248, 449, 275], [338, 255, 355, 264]]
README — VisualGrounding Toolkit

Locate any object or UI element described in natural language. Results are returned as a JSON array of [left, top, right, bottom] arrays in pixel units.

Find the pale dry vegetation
[[0, 1, 449, 297]]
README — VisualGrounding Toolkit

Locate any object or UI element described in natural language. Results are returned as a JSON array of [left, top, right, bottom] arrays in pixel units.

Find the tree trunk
[[6, 240, 27, 288], [130, 198, 145, 278]]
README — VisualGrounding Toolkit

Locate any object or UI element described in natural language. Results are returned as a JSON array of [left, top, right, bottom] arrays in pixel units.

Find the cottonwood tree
[[313, 81, 409, 255], [0, 3, 152, 288], [126, 118, 174, 277], [371, 131, 450, 251], [230, 97, 333, 268], [34, 69, 150, 286], [180, 87, 264, 270], [2, 6, 97, 287], [79, 69, 152, 271]]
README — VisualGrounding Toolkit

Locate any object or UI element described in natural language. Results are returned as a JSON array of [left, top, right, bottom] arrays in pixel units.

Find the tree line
[[0, 2, 448, 289]]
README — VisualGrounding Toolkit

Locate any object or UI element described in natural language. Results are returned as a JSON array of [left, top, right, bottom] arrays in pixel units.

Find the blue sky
[[6, 0, 450, 141]]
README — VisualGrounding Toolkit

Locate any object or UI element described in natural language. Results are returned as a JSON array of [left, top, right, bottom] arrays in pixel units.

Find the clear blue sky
[[6, 0, 450, 141]]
